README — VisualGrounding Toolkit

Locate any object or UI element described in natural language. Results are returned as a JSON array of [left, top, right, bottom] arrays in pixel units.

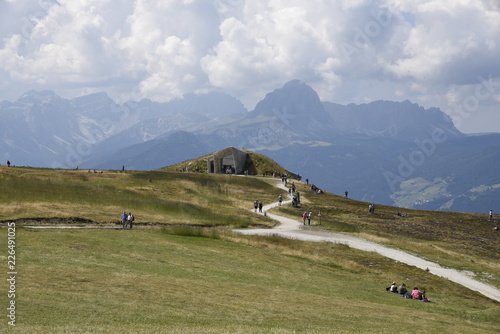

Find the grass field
[[0, 167, 284, 228], [0, 227, 498, 333], [0, 163, 499, 333]]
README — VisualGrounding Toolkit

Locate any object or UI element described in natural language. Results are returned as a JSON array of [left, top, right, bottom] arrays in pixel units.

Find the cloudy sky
[[0, 0, 499, 133]]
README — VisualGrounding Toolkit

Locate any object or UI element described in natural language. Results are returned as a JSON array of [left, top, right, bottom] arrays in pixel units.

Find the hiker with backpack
[[127, 212, 134, 229]]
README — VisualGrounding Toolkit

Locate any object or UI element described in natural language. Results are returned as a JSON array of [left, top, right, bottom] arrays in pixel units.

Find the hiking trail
[[233, 180, 500, 303]]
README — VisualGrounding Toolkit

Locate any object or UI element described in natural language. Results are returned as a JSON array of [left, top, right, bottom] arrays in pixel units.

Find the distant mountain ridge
[[323, 99, 464, 140], [1, 80, 498, 213]]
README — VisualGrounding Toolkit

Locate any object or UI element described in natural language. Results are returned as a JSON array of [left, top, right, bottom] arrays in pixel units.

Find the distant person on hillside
[[278, 194, 283, 206], [121, 211, 128, 228], [489, 210, 493, 221], [127, 212, 134, 229], [254, 200, 258, 212], [7, 160, 10, 167], [258, 201, 263, 213], [306, 178, 309, 184], [307, 212, 312, 225], [345, 190, 348, 198]]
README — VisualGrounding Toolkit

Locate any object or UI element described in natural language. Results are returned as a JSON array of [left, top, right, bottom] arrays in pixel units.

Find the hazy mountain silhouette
[[1, 81, 498, 213]]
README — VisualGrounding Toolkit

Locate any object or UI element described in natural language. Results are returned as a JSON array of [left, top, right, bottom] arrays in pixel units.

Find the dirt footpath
[[234, 181, 500, 303]]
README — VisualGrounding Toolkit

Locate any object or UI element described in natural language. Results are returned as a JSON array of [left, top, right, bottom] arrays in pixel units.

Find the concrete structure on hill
[[207, 147, 248, 175]]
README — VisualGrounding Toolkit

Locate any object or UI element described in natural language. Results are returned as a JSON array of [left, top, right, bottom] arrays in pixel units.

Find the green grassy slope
[[162, 150, 292, 176], [0, 228, 498, 333], [0, 160, 499, 333], [0, 166, 284, 228]]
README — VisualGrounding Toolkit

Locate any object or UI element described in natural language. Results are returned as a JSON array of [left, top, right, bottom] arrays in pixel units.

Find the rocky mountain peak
[[250, 80, 334, 137], [16, 90, 61, 104]]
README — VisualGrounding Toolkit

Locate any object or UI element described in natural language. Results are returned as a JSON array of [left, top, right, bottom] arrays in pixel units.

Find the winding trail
[[234, 181, 500, 303]]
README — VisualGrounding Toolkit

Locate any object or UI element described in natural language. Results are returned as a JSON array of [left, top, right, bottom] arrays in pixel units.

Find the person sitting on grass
[[411, 287, 430, 302], [398, 283, 408, 295], [411, 287, 422, 300], [389, 282, 398, 293]]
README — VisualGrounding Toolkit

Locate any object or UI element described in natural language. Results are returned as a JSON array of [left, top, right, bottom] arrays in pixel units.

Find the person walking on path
[[278, 194, 283, 206], [254, 200, 258, 212], [121, 211, 128, 228], [302, 211, 307, 225], [307, 212, 312, 225], [258, 201, 263, 213], [127, 212, 134, 229]]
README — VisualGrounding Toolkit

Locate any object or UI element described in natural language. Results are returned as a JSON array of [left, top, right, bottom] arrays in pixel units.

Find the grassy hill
[[0, 166, 281, 228], [162, 149, 293, 177], [0, 155, 499, 333]]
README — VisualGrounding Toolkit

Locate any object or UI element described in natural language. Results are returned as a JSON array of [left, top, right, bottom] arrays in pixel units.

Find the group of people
[[310, 184, 324, 194], [121, 211, 135, 229], [387, 282, 430, 302], [291, 192, 300, 207], [253, 200, 263, 213], [302, 211, 313, 225]]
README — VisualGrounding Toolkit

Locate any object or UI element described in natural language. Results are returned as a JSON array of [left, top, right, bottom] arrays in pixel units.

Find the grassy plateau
[[0, 161, 499, 333]]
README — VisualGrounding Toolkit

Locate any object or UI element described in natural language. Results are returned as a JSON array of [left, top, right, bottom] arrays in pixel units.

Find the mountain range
[[1, 80, 498, 213]]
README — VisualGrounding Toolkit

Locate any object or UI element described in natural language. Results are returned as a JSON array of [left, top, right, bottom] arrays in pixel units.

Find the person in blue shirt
[[121, 211, 128, 228]]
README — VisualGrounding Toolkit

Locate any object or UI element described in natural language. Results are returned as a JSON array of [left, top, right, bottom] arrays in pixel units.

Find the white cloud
[[0, 0, 498, 132]]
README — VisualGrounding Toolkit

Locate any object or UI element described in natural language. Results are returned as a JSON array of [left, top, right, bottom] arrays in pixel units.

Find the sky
[[0, 0, 499, 133]]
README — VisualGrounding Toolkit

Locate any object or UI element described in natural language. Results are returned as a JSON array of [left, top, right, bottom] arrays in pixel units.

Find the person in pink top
[[411, 287, 422, 300], [302, 212, 307, 225]]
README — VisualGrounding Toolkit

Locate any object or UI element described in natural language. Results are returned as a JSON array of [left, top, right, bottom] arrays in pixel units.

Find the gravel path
[[234, 181, 500, 303]]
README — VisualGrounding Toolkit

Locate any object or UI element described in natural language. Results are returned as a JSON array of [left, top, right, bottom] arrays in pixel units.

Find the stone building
[[207, 147, 248, 175]]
